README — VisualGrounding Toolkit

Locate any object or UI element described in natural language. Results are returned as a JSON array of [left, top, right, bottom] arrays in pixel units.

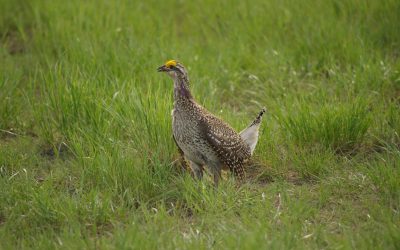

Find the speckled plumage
[[158, 60, 265, 185]]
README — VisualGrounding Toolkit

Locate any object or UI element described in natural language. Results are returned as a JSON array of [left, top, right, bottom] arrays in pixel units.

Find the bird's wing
[[199, 115, 250, 179]]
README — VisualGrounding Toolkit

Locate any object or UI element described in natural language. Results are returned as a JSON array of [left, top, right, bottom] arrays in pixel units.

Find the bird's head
[[157, 60, 187, 79]]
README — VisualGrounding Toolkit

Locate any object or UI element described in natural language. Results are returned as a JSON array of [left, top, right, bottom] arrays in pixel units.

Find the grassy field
[[1, 0, 400, 249]]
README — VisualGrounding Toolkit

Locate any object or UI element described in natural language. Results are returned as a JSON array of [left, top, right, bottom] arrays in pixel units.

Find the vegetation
[[1, 0, 399, 249]]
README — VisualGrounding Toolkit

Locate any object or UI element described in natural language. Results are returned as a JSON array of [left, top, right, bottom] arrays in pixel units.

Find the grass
[[278, 98, 372, 152], [1, 0, 400, 249]]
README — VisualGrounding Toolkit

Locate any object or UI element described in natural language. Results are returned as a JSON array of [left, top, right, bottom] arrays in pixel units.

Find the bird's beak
[[157, 65, 168, 72]]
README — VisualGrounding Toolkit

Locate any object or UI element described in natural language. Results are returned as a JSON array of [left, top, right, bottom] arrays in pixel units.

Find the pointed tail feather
[[240, 107, 266, 155]]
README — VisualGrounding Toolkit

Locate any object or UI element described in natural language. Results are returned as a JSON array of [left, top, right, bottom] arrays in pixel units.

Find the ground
[[0, 0, 399, 249]]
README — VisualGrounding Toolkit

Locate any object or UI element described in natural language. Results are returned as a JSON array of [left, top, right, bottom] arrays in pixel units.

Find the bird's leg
[[208, 163, 222, 186], [173, 134, 190, 172], [188, 161, 203, 180], [213, 171, 221, 187]]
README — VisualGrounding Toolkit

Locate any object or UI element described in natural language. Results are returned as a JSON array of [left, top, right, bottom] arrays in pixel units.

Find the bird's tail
[[239, 107, 266, 155]]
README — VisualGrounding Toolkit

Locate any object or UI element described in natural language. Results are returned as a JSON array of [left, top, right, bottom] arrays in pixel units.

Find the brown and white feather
[[158, 60, 264, 184]]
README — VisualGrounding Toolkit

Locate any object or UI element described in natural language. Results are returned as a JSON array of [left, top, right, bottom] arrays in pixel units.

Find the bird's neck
[[173, 75, 193, 100]]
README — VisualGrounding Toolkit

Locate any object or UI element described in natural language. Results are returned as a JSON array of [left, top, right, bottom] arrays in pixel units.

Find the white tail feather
[[240, 108, 266, 155]]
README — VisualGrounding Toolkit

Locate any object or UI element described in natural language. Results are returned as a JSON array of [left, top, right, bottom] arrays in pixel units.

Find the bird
[[157, 59, 265, 185]]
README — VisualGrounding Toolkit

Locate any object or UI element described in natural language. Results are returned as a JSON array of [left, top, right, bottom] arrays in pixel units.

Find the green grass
[[278, 98, 372, 152], [1, 0, 400, 249]]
